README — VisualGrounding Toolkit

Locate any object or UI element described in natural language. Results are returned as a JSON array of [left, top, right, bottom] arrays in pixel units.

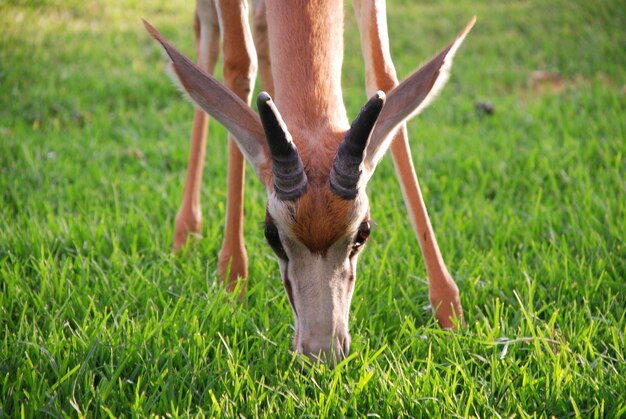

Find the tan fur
[[171, 7, 218, 251], [252, 0, 274, 97], [265, 0, 349, 132], [367, 10, 397, 92], [215, 0, 257, 289]]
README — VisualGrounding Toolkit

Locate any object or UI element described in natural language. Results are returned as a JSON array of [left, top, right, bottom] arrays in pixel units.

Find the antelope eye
[[352, 220, 371, 251], [264, 215, 288, 260], [264, 220, 281, 248]]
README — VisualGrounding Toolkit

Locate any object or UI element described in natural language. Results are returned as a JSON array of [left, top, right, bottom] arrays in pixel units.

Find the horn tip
[[257, 91, 272, 106]]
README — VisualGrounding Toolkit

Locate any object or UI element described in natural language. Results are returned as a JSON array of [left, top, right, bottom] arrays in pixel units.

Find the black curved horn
[[257, 92, 308, 201], [330, 91, 385, 199]]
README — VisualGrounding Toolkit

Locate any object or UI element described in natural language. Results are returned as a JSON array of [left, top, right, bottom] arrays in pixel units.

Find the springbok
[[144, 0, 474, 364]]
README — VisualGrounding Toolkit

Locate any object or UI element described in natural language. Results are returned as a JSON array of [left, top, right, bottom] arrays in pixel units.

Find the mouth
[[294, 333, 351, 366]]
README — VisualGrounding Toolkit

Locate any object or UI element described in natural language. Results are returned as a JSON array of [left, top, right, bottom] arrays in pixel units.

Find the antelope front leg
[[252, 0, 275, 97], [390, 131, 464, 328], [353, 0, 464, 328], [173, 3, 220, 251], [215, 0, 258, 292]]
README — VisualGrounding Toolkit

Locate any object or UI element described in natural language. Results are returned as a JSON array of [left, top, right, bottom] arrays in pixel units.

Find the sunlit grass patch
[[1, 0, 625, 416]]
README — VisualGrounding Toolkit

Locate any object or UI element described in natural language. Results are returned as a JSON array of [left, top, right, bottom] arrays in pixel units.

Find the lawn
[[1, 0, 625, 416]]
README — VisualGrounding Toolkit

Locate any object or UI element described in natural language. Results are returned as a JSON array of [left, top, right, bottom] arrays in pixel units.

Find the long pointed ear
[[143, 20, 269, 179], [363, 17, 476, 173]]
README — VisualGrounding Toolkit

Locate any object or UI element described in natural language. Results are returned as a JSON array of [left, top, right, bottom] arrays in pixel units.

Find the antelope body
[[144, 0, 474, 364]]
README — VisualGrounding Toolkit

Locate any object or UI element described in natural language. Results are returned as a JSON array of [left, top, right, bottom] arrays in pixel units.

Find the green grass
[[1, 0, 625, 416]]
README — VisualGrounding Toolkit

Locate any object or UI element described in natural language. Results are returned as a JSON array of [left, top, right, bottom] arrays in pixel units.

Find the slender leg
[[252, 0, 274, 97], [353, 0, 464, 328], [173, 1, 220, 251], [215, 0, 258, 292]]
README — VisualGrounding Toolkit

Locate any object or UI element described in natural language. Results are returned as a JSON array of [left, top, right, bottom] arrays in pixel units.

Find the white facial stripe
[[266, 192, 298, 240], [287, 248, 352, 342], [347, 191, 370, 234]]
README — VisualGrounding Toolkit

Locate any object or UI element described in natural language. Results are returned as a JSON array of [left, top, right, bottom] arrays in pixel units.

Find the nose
[[297, 333, 351, 366]]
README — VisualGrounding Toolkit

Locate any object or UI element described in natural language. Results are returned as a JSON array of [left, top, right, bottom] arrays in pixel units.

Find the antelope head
[[258, 90, 383, 363], [144, 18, 474, 364]]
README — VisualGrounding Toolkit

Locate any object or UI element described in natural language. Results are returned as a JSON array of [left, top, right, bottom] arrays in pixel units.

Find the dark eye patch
[[264, 212, 288, 260], [351, 220, 371, 253]]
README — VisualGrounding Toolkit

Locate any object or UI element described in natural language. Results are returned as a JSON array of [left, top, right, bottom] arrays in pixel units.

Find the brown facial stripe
[[283, 267, 297, 318], [291, 187, 355, 254]]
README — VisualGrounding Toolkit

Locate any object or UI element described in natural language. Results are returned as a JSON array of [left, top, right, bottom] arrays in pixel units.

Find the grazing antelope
[[144, 0, 474, 364]]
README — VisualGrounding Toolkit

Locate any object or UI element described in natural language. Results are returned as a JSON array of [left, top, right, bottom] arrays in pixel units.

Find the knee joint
[[223, 56, 257, 96]]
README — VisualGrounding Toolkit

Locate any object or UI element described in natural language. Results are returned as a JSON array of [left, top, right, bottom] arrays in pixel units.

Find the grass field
[[1, 0, 625, 416]]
